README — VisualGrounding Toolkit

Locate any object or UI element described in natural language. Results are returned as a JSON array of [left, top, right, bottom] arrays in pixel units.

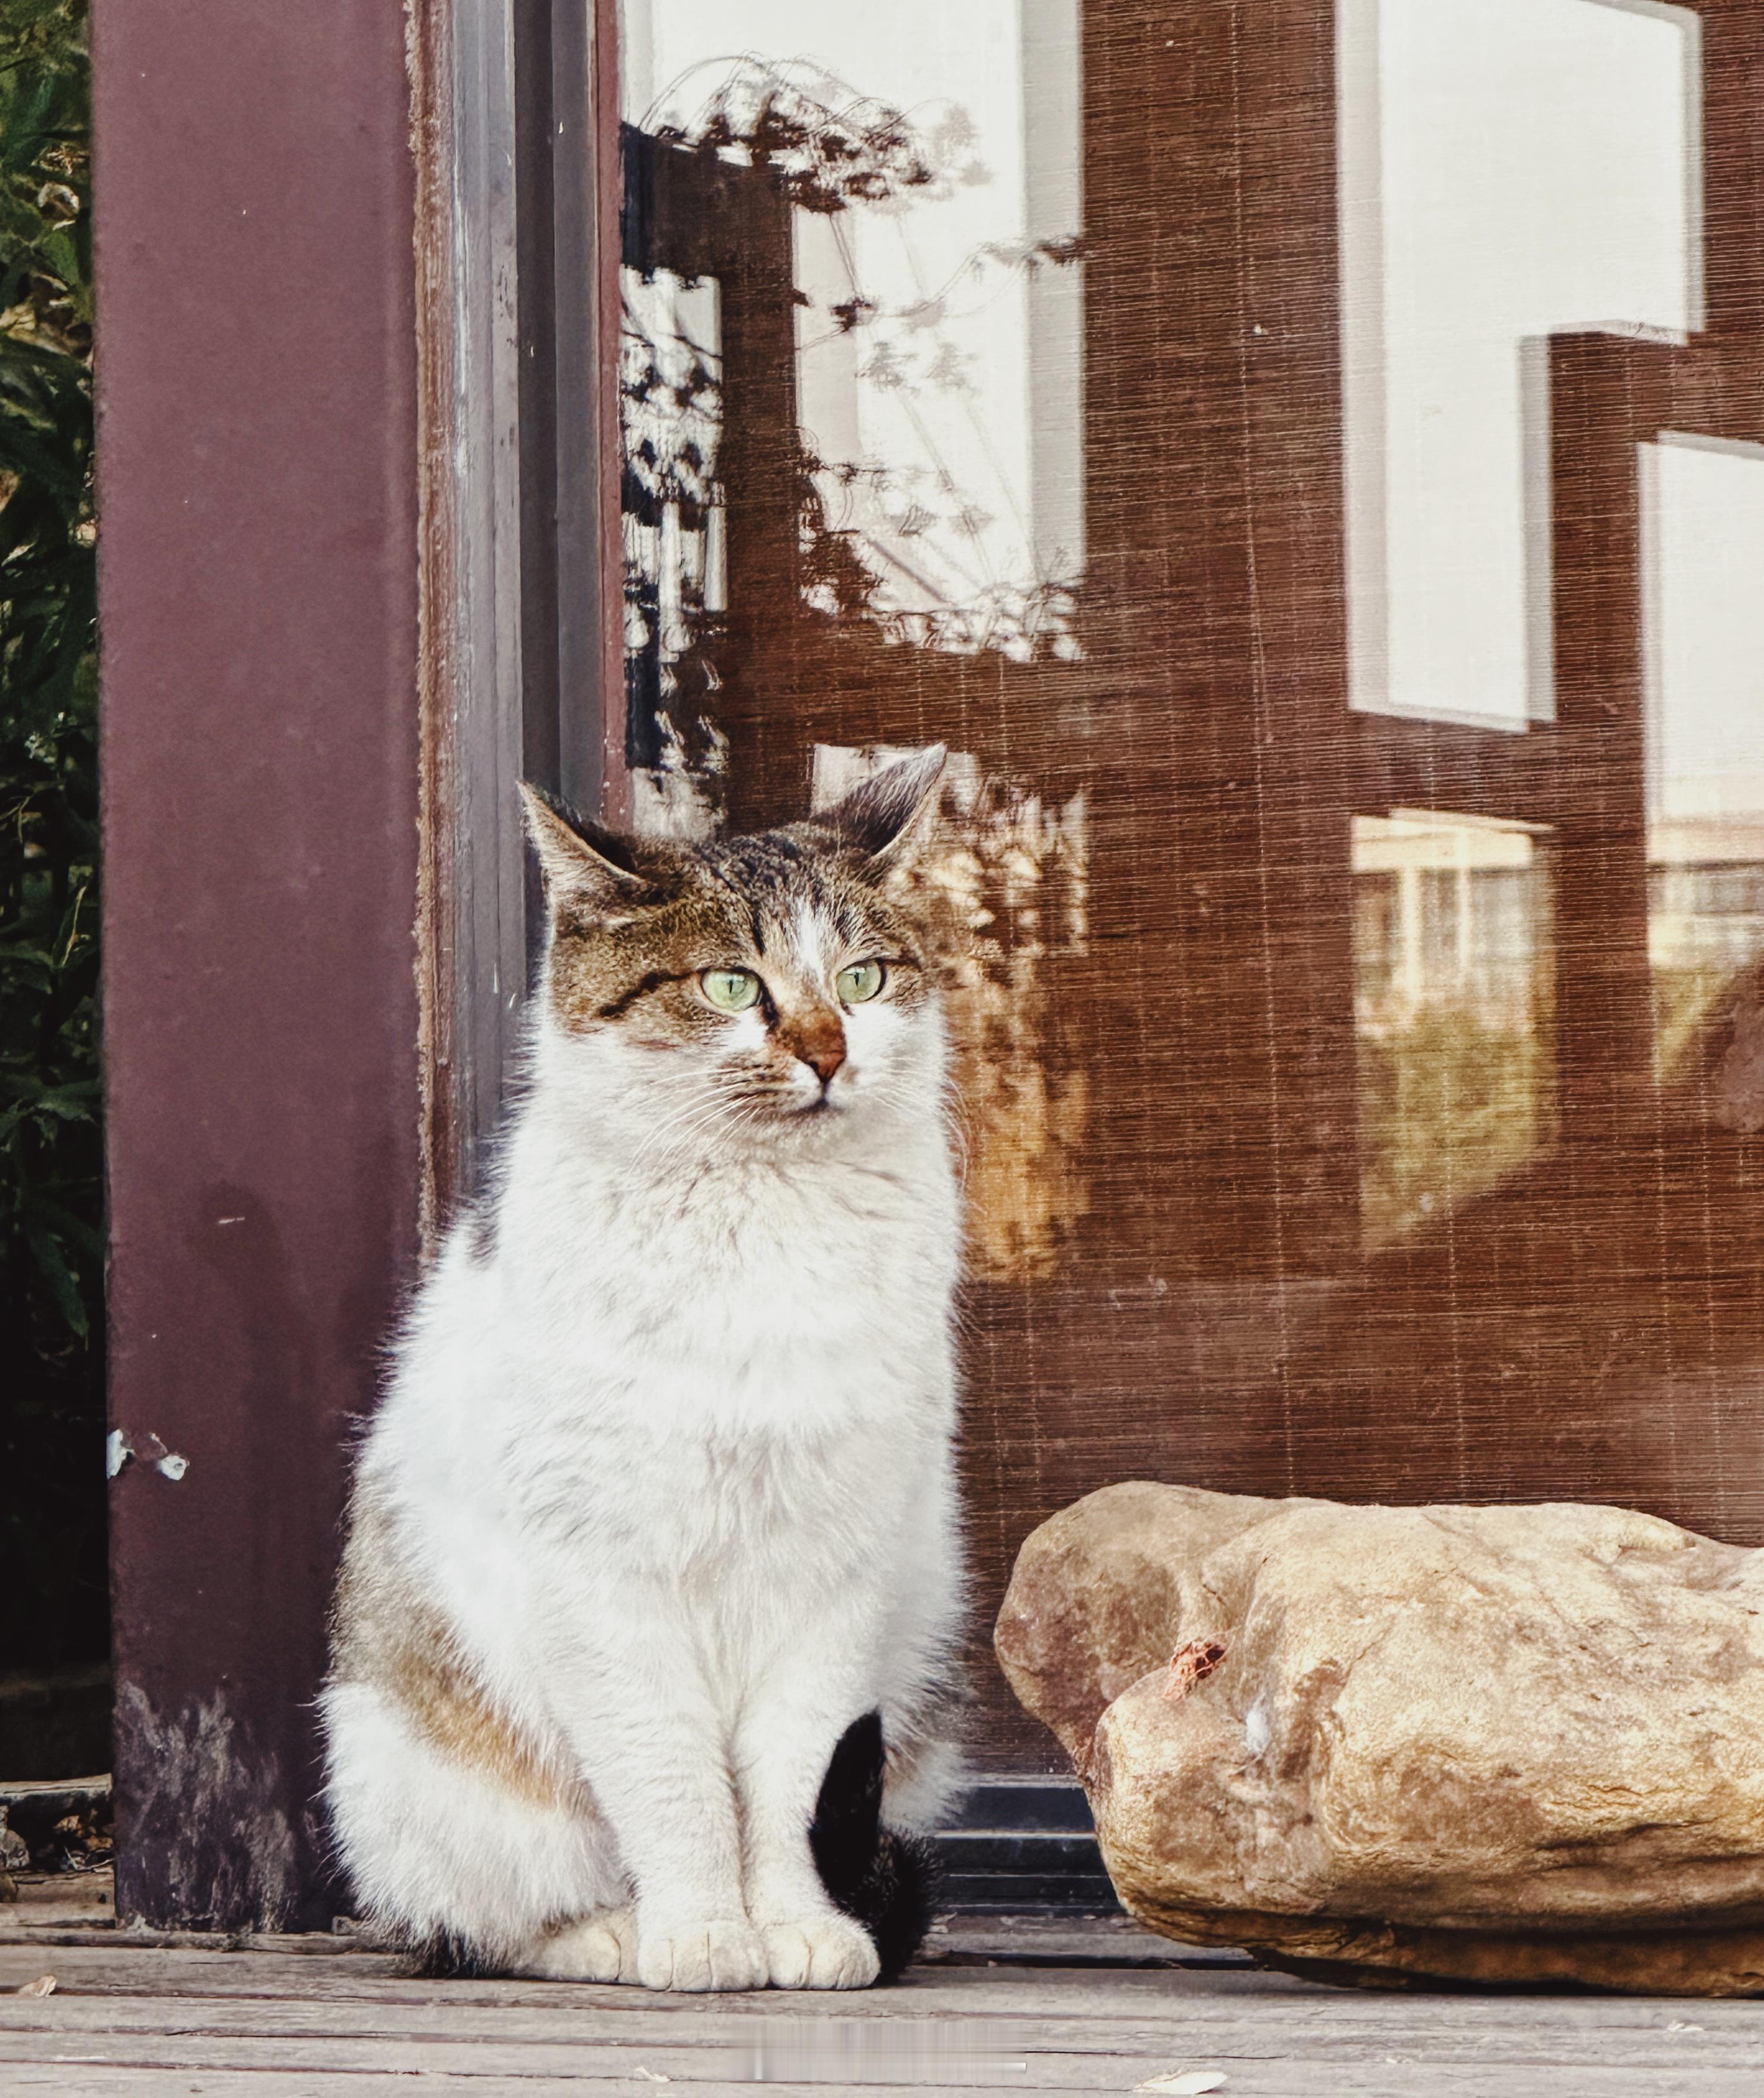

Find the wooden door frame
[[410, 0, 624, 1235], [97, 0, 427, 1931], [98, 0, 624, 1931]]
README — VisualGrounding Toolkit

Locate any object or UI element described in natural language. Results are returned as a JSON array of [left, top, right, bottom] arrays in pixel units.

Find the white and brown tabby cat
[[322, 748, 965, 1991]]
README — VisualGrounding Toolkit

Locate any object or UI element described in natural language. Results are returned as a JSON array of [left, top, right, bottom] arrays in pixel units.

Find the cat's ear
[[519, 784, 652, 912], [820, 745, 947, 868]]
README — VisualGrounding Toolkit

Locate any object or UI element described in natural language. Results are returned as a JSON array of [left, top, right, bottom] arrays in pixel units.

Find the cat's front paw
[[761, 1911, 881, 1990], [525, 1908, 636, 1982], [636, 1915, 766, 1992]]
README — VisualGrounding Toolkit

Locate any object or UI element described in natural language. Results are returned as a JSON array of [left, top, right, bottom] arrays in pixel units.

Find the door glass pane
[[602, 0, 1764, 1768]]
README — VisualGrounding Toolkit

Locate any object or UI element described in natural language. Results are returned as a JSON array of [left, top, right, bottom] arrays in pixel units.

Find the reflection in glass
[[618, 0, 1083, 815], [621, 266, 725, 837], [1643, 434, 1764, 1079], [1340, 0, 1699, 728], [1353, 814, 1556, 1246], [812, 746, 1089, 1284], [598, 0, 1764, 1748]]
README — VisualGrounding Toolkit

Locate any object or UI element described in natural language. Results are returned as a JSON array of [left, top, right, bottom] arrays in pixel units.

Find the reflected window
[[1340, 0, 1700, 729], [619, 0, 1082, 712], [1353, 813, 1556, 1245], [1642, 434, 1764, 1075]]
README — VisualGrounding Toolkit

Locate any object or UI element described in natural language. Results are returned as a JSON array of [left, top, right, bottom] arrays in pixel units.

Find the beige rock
[[995, 1482, 1764, 1994]]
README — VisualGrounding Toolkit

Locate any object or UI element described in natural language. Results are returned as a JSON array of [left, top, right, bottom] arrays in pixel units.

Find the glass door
[[590, 0, 1764, 1766]]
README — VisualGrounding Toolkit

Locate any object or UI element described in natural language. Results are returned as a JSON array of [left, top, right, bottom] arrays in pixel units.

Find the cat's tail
[[809, 1709, 941, 1984]]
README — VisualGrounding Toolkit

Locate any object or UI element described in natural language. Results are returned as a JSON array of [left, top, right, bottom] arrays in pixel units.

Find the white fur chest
[[500, 1107, 957, 1428], [374, 1103, 958, 1648]]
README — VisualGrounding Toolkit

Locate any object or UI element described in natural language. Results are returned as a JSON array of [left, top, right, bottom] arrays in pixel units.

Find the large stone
[[995, 1482, 1764, 1994]]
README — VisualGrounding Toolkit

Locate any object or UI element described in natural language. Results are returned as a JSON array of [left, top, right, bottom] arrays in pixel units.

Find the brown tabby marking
[[333, 1492, 571, 1812], [533, 813, 936, 1054]]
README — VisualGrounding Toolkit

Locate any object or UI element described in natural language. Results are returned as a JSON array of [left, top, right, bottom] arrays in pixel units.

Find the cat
[[321, 746, 967, 1991]]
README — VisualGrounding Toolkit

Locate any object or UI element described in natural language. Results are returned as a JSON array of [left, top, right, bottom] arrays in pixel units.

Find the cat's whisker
[[621, 1088, 748, 1175]]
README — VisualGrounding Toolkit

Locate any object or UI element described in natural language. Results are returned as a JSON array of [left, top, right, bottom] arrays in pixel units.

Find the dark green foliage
[[0, 0, 103, 1672]]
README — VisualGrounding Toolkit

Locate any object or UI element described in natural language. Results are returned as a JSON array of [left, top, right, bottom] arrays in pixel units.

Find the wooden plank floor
[[2, 1873, 1761, 2094]]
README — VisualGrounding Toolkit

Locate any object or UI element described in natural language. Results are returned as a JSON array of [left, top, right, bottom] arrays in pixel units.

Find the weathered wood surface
[[2, 1881, 1761, 2093]]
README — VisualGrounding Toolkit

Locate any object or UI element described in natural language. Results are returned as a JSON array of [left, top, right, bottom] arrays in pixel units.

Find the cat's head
[[519, 749, 949, 1151]]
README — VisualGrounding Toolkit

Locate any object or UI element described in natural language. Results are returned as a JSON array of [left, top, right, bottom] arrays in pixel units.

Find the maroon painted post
[[95, 4, 422, 1929]]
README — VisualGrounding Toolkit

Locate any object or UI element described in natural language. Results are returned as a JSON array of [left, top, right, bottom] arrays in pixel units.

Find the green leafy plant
[[0, 0, 102, 1672]]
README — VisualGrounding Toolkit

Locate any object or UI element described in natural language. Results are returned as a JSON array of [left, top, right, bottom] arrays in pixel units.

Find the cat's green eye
[[701, 968, 761, 1013], [836, 959, 886, 1005]]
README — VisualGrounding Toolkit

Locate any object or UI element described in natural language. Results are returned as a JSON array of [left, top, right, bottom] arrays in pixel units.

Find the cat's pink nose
[[803, 1038, 845, 1084], [787, 1012, 847, 1085]]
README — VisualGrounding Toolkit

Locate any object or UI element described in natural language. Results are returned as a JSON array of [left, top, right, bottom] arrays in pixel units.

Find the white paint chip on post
[[1138, 2075, 1227, 2095], [142, 1431, 188, 1480], [110, 1428, 189, 1480]]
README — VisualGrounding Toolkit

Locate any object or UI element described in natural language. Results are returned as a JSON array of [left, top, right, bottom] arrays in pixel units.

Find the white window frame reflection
[[1338, 0, 1703, 731]]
